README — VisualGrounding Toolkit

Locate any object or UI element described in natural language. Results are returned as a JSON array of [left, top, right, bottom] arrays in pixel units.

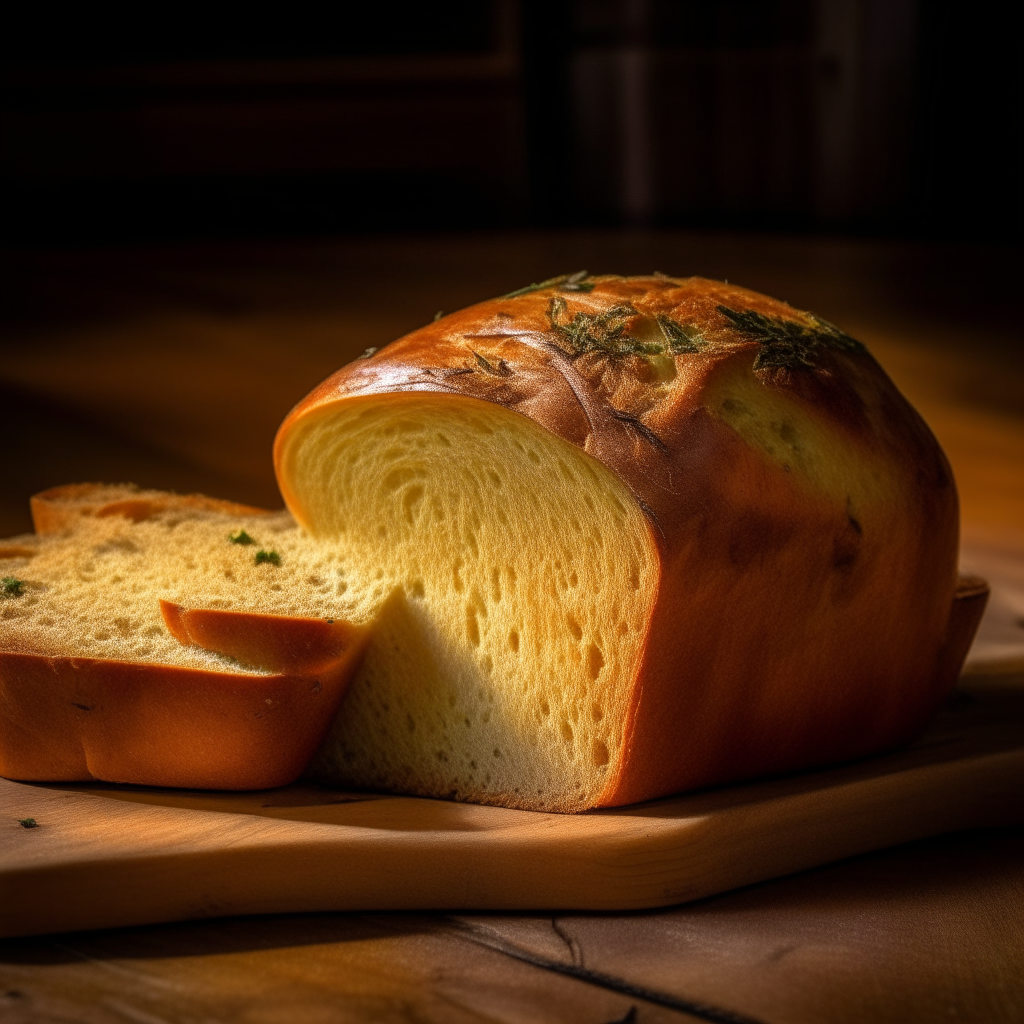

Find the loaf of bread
[[274, 274, 973, 811], [0, 275, 982, 809]]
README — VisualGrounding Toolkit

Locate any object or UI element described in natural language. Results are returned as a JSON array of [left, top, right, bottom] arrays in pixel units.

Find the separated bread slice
[[275, 274, 969, 812], [0, 484, 369, 788]]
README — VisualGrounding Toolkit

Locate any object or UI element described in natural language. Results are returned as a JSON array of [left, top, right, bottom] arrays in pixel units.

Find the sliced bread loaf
[[0, 275, 985, 809], [276, 274, 972, 811]]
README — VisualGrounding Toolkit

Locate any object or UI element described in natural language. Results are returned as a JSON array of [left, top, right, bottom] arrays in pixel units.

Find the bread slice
[[0, 484, 369, 788]]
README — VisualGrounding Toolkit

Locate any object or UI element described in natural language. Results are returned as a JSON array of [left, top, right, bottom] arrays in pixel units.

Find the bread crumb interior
[[0, 508, 372, 675], [279, 393, 659, 811]]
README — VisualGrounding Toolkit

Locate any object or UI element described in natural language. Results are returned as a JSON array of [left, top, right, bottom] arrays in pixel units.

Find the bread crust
[[275, 275, 963, 806], [0, 650, 355, 789], [160, 601, 369, 678], [30, 483, 274, 535]]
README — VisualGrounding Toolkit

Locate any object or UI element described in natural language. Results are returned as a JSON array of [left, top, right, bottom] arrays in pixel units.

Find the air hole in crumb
[[402, 485, 425, 524], [560, 719, 574, 743], [591, 739, 609, 767], [591, 702, 604, 722], [508, 630, 520, 652], [586, 644, 605, 680], [540, 699, 550, 717], [465, 604, 480, 646], [410, 579, 425, 598], [382, 466, 420, 492], [493, 748, 502, 758], [566, 614, 583, 641]]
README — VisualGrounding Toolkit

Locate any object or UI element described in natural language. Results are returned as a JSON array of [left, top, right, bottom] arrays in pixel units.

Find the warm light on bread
[[275, 274, 965, 811], [280, 395, 659, 808], [0, 274, 977, 808]]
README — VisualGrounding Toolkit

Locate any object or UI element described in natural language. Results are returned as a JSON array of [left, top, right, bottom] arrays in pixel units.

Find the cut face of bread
[[0, 492, 372, 673], [278, 393, 659, 811]]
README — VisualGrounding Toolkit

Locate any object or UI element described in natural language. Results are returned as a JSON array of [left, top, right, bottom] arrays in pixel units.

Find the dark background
[[1, 0, 1020, 537], [2, 0, 1020, 243]]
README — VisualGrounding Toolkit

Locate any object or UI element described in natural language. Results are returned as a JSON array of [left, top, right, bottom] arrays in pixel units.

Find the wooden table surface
[[1, 231, 1022, 1023]]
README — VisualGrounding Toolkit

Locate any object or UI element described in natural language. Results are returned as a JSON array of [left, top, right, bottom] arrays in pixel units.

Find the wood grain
[[0, 914, 693, 1024], [451, 824, 1024, 1024], [3, 683, 1021, 940]]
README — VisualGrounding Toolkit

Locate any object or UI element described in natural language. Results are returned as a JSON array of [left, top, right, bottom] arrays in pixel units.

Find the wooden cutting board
[[2, 679, 1021, 939]]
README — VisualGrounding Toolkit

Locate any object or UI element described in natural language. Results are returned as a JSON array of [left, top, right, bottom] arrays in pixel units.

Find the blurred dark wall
[[1, 0, 1019, 242]]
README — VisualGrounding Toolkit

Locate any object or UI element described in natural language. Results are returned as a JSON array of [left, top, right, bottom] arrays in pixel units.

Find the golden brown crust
[[30, 483, 274, 535], [0, 651, 355, 789], [159, 601, 370, 677], [275, 274, 963, 807], [276, 276, 949, 536]]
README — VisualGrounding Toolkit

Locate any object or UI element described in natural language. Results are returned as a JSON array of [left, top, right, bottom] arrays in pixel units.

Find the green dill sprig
[[656, 315, 707, 354], [503, 270, 595, 299], [472, 351, 513, 377], [228, 530, 255, 546], [1, 577, 26, 598], [808, 314, 866, 353], [18, 818, 38, 828], [717, 306, 865, 371], [255, 550, 281, 567], [547, 297, 649, 356], [544, 297, 706, 359]]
